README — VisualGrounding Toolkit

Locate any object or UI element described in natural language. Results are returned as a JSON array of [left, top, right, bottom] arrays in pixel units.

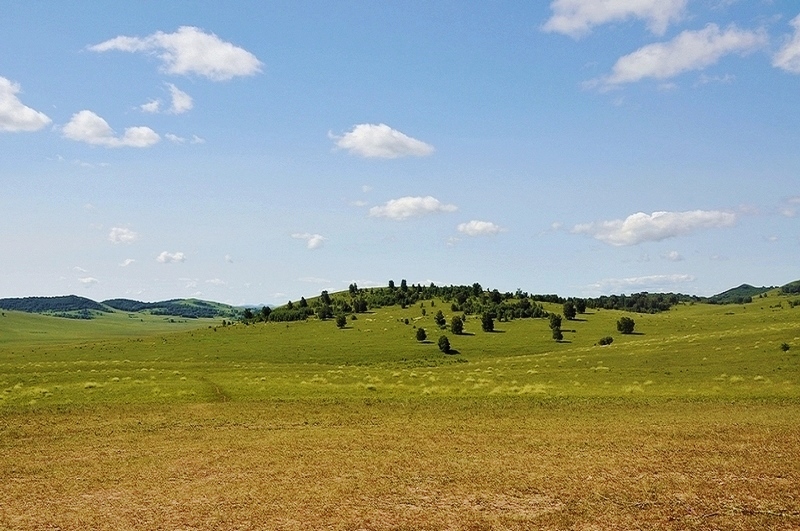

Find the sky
[[1, 1, 799, 305]]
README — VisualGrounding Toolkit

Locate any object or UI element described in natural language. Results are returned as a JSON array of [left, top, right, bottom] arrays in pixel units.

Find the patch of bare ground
[[1, 399, 798, 530]]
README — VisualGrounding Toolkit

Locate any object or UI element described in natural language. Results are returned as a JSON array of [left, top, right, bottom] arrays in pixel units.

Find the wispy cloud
[[119, 258, 135, 267], [63, 110, 160, 148], [543, 0, 687, 38], [89, 26, 262, 81], [0, 76, 52, 132], [108, 227, 139, 244], [331, 123, 434, 158], [156, 251, 186, 263], [588, 24, 766, 89], [573, 210, 736, 246], [774, 14, 800, 74], [78, 276, 99, 286], [166, 83, 193, 113], [662, 250, 684, 262], [291, 233, 326, 249], [369, 196, 457, 221], [457, 220, 505, 237]]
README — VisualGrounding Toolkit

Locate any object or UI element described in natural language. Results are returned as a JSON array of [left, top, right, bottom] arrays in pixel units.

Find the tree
[[598, 336, 613, 346], [434, 310, 446, 328], [451, 315, 464, 335], [552, 328, 563, 341], [335, 314, 347, 329], [388, 280, 395, 290], [438, 335, 451, 353], [416, 327, 427, 342], [549, 313, 562, 331], [617, 316, 635, 334], [298, 297, 308, 308], [242, 308, 254, 320], [563, 301, 577, 320], [400, 279, 408, 292], [260, 306, 271, 321], [320, 290, 332, 306], [481, 313, 494, 332], [575, 298, 587, 314]]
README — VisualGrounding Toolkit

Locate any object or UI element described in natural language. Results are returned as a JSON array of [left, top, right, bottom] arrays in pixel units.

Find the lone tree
[[552, 327, 563, 341], [434, 310, 446, 328], [416, 327, 427, 342], [481, 313, 494, 332], [576, 298, 587, 314], [617, 316, 636, 334], [549, 313, 563, 342], [451, 315, 464, 335], [438, 335, 451, 353], [335, 314, 347, 329], [563, 301, 577, 320]]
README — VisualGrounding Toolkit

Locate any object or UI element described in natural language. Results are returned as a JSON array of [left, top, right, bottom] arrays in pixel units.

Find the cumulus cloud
[[543, 0, 687, 38], [369, 196, 457, 221], [331, 123, 434, 158], [573, 210, 736, 246], [590, 24, 766, 89], [590, 274, 696, 293], [108, 227, 139, 244], [774, 14, 800, 73], [156, 251, 186, 263], [457, 220, 505, 237], [0, 76, 52, 132], [63, 110, 160, 148], [140, 99, 161, 113], [89, 26, 262, 81], [292, 233, 326, 250]]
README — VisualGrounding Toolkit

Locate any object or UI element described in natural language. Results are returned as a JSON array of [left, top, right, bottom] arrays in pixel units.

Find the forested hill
[[708, 284, 774, 304], [103, 298, 238, 319], [0, 296, 238, 320], [0, 295, 108, 315]]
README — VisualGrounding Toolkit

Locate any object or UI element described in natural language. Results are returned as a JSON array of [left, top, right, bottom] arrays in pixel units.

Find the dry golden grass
[[1, 399, 798, 530]]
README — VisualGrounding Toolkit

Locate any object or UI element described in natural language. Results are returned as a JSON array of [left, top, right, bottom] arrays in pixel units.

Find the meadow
[[1, 291, 799, 529]]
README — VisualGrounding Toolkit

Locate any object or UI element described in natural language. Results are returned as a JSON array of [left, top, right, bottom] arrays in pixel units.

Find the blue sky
[[1, 1, 799, 305]]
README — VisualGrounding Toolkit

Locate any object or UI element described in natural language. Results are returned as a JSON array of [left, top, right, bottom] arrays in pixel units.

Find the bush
[[434, 310, 446, 328], [552, 328, 563, 341], [451, 315, 464, 335], [416, 328, 427, 342], [481, 313, 494, 332], [335, 314, 347, 329], [781, 342, 791, 352], [438, 335, 451, 353], [617, 316, 635, 334], [598, 336, 614, 346]]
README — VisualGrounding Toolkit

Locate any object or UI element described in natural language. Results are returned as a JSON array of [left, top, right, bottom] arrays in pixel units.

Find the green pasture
[[1, 291, 798, 409]]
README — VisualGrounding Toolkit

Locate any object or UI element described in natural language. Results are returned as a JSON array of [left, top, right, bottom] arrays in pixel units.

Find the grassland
[[1, 291, 799, 529]]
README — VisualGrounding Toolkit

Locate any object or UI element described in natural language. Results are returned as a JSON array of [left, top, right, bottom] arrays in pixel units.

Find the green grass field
[[1, 291, 799, 529]]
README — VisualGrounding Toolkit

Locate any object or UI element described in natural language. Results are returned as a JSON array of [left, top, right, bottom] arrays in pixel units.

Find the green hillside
[[709, 283, 774, 304]]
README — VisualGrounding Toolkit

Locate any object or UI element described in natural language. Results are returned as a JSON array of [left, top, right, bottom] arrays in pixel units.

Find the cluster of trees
[[0, 295, 109, 314]]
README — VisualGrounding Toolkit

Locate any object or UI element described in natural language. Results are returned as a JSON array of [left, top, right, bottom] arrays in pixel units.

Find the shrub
[[481, 313, 494, 332], [781, 342, 791, 352], [617, 316, 635, 334], [598, 336, 614, 346], [416, 328, 427, 342], [335, 314, 347, 329], [438, 335, 451, 353], [434, 310, 446, 328], [451, 315, 464, 335]]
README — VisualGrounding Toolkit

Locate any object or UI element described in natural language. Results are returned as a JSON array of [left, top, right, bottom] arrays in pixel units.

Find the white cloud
[[662, 250, 684, 262], [592, 24, 766, 88], [590, 274, 696, 293], [0, 76, 52, 132], [369, 196, 457, 221], [140, 99, 161, 113], [156, 251, 186, 263], [167, 83, 193, 114], [457, 220, 505, 237], [780, 196, 800, 217], [774, 14, 800, 73], [78, 276, 99, 286], [89, 26, 262, 81], [108, 227, 139, 244], [190, 135, 205, 144], [165, 133, 185, 143], [63, 110, 160, 148], [206, 278, 226, 286], [119, 258, 135, 267], [292, 232, 326, 249], [331, 123, 434, 158], [543, 0, 687, 38], [573, 210, 736, 246]]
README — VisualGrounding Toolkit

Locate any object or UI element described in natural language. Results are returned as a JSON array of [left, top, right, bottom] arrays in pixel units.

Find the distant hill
[[102, 298, 238, 319], [781, 280, 800, 295], [709, 284, 773, 304], [0, 295, 110, 317], [0, 295, 238, 320]]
